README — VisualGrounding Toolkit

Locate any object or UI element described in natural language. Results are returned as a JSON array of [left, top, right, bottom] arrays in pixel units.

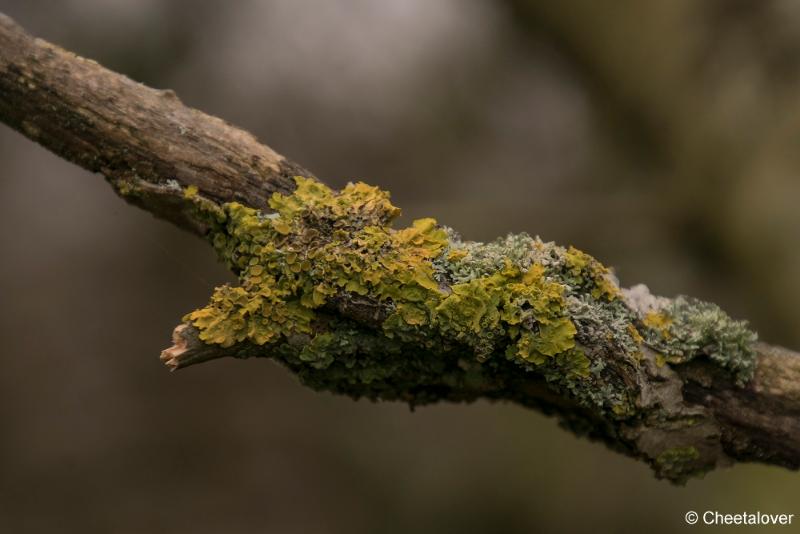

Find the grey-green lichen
[[638, 295, 758, 385], [182, 176, 758, 419]]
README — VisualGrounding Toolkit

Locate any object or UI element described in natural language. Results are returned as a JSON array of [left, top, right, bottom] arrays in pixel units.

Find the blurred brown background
[[2, 1, 800, 533]]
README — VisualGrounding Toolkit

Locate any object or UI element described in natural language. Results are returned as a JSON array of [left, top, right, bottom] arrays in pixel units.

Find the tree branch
[[2, 13, 799, 484], [0, 13, 310, 235]]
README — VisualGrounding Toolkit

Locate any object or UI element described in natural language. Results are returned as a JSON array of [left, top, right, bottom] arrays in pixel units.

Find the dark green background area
[[1, 1, 798, 532]]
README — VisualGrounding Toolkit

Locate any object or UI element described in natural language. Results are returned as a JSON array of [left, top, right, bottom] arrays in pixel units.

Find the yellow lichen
[[644, 311, 673, 338], [181, 176, 662, 418], [187, 176, 585, 373], [563, 246, 620, 300], [183, 184, 199, 199]]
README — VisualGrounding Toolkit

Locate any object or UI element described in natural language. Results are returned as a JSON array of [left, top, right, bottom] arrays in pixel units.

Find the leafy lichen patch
[[183, 177, 758, 423], [638, 295, 758, 385]]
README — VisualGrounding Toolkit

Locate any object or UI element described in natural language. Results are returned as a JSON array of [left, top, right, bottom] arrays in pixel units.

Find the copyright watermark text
[[685, 510, 794, 526]]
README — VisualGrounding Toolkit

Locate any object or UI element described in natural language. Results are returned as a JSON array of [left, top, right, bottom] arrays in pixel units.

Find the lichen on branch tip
[[180, 177, 643, 411], [181, 177, 757, 407], [176, 176, 759, 481]]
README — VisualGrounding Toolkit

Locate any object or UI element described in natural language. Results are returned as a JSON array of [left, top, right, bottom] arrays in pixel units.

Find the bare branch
[[0, 13, 309, 235]]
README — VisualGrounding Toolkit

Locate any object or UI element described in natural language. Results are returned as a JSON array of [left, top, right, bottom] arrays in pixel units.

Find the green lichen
[[640, 296, 758, 385], [180, 177, 644, 413], [562, 246, 621, 300], [182, 176, 756, 422], [654, 446, 704, 483], [434, 231, 536, 283]]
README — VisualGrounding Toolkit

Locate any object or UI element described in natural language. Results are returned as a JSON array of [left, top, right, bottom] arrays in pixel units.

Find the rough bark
[[0, 13, 310, 235], [1, 13, 799, 483]]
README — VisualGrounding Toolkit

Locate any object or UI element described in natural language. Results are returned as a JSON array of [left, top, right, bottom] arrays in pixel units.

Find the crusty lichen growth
[[183, 176, 758, 424]]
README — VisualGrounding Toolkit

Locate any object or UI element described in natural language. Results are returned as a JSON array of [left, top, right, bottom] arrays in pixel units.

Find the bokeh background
[[2, 1, 800, 532]]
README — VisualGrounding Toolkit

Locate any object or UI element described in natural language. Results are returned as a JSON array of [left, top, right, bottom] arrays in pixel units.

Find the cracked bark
[[2, 13, 799, 482]]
